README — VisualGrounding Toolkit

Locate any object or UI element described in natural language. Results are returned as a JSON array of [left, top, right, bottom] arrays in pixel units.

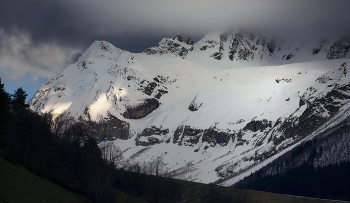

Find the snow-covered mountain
[[29, 31, 350, 185]]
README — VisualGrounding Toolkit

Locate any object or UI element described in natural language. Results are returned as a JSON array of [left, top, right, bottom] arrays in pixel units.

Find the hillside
[[236, 116, 350, 201], [0, 154, 342, 203], [29, 30, 350, 185], [0, 156, 89, 203]]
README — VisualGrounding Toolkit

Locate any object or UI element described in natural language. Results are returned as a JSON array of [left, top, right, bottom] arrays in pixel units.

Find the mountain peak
[[88, 40, 117, 52], [172, 34, 183, 42], [143, 35, 194, 58], [29, 30, 350, 186]]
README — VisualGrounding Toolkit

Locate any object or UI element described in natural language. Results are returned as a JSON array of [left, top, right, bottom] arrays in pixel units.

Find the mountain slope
[[29, 31, 350, 184], [235, 112, 350, 201], [0, 156, 89, 203]]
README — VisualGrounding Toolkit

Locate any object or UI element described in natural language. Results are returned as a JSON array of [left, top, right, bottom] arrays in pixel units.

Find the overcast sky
[[1, 0, 350, 99]]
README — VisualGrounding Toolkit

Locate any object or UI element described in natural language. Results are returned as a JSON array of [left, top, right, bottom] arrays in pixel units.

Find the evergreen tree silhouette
[[0, 78, 10, 137], [11, 87, 29, 112]]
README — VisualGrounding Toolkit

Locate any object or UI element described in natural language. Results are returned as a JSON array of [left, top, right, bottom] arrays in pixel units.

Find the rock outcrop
[[123, 98, 160, 119]]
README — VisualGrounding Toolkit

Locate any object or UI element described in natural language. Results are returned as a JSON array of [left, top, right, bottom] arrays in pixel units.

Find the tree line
[[0, 79, 186, 202], [239, 161, 350, 201], [236, 123, 350, 201], [1, 79, 248, 203]]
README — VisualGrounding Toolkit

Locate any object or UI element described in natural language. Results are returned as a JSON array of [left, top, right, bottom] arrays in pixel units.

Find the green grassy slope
[[0, 156, 146, 203], [0, 156, 89, 203], [0, 154, 343, 203]]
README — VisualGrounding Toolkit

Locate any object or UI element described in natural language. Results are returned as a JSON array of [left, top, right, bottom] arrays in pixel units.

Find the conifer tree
[[0, 78, 10, 137], [11, 87, 29, 112]]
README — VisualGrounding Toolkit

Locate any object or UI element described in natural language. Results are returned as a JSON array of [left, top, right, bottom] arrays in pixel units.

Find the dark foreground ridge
[[237, 119, 350, 202]]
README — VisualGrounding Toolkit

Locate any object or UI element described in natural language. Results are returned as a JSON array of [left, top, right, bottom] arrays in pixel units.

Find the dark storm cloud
[[60, 0, 350, 39], [0, 0, 172, 52], [1, 0, 350, 80]]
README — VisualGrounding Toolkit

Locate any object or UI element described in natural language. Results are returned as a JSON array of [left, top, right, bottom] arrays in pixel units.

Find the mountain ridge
[[29, 30, 350, 184]]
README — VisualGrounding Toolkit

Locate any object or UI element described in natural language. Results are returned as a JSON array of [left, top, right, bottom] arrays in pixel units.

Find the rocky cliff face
[[144, 35, 194, 58], [95, 113, 130, 141], [123, 98, 160, 119], [191, 31, 349, 65], [271, 61, 350, 146]]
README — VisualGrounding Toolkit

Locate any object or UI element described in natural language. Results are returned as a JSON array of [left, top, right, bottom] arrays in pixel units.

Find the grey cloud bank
[[0, 0, 350, 96]]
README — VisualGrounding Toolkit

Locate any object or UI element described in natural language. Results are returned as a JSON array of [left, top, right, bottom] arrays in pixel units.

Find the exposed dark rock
[[98, 41, 113, 52], [137, 137, 160, 146], [178, 47, 189, 57], [95, 114, 130, 141], [235, 131, 246, 146], [299, 98, 306, 107], [237, 47, 253, 60], [144, 35, 193, 58], [215, 165, 224, 172], [326, 39, 350, 59], [273, 119, 299, 146], [236, 119, 245, 124], [256, 38, 260, 45], [227, 32, 256, 61], [200, 40, 218, 52], [138, 75, 171, 98], [154, 75, 168, 84], [142, 82, 157, 96], [53, 86, 65, 92], [127, 75, 135, 81], [155, 89, 168, 99], [200, 46, 208, 51], [173, 35, 183, 42], [144, 48, 156, 55], [275, 78, 292, 83], [220, 33, 229, 42], [123, 98, 160, 119], [186, 37, 194, 45], [173, 125, 203, 146], [285, 53, 295, 60], [173, 126, 183, 144], [273, 77, 350, 145], [229, 38, 239, 61], [188, 96, 202, 111], [267, 41, 275, 54], [82, 61, 88, 69], [313, 48, 321, 55], [243, 119, 272, 132], [165, 138, 170, 143], [211, 52, 223, 60], [202, 128, 233, 146], [136, 126, 169, 146]]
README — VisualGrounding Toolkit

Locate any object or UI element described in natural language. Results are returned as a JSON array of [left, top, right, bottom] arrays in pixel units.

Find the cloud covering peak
[[0, 0, 350, 85]]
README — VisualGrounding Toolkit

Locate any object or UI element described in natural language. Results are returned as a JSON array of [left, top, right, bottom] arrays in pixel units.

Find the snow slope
[[29, 31, 350, 184]]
